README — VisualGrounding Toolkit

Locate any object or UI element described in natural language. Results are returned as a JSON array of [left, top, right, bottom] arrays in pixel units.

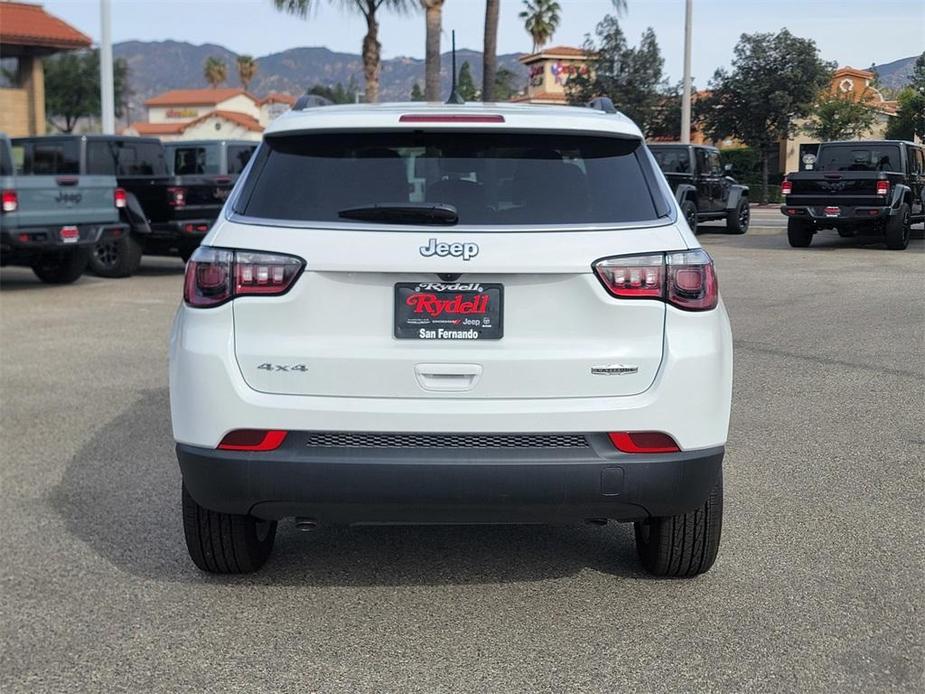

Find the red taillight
[[608, 432, 680, 454], [218, 429, 288, 451], [781, 180, 792, 196], [876, 180, 890, 196], [167, 186, 186, 207], [114, 187, 127, 208], [593, 249, 718, 311], [399, 114, 505, 123], [183, 246, 304, 307], [1, 189, 17, 213]]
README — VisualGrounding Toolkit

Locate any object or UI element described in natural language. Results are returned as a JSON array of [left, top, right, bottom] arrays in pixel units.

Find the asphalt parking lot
[[1, 208, 922, 693]]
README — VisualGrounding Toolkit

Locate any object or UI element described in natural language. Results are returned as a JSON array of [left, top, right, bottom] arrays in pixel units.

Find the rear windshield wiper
[[337, 202, 458, 225]]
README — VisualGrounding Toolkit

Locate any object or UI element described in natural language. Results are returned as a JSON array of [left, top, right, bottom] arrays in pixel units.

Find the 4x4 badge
[[591, 364, 639, 376]]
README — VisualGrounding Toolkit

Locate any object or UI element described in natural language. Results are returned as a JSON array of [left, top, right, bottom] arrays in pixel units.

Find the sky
[[41, 0, 925, 86]]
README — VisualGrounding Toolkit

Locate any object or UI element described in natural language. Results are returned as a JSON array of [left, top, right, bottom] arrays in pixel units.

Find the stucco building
[[780, 66, 899, 173], [0, 1, 92, 136], [511, 46, 592, 105], [124, 88, 295, 141]]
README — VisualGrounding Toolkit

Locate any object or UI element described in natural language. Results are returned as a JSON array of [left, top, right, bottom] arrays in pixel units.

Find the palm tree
[[519, 0, 560, 53], [517, 0, 562, 53], [481, 0, 499, 101], [203, 56, 228, 88], [236, 55, 258, 91], [274, 0, 413, 103], [421, 0, 444, 101]]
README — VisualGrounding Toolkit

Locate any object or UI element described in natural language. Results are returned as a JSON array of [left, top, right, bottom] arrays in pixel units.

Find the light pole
[[100, 0, 115, 134], [680, 0, 692, 143]]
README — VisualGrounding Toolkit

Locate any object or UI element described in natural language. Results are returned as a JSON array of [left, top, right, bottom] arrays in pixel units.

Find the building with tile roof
[[125, 87, 295, 141], [0, 1, 92, 136], [511, 46, 593, 105]]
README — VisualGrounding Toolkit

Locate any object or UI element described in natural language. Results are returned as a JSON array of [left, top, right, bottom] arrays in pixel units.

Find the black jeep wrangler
[[649, 143, 750, 234], [12, 135, 235, 277], [781, 140, 925, 250]]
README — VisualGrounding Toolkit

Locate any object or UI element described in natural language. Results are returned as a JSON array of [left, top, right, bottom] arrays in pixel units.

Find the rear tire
[[182, 485, 277, 574], [787, 218, 814, 247], [884, 203, 910, 250], [88, 234, 143, 278], [726, 198, 750, 234], [680, 200, 698, 233], [31, 249, 89, 284], [634, 479, 723, 577]]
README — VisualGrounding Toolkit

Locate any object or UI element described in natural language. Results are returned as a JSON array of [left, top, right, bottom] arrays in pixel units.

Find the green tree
[[410, 81, 424, 101], [698, 29, 835, 202], [885, 52, 925, 141], [421, 0, 444, 100], [804, 90, 876, 141], [308, 80, 359, 104], [519, 0, 560, 53], [566, 17, 668, 136], [457, 61, 478, 100], [482, 0, 500, 100], [274, 0, 413, 103], [236, 55, 258, 90], [203, 56, 228, 88], [493, 67, 519, 101], [44, 50, 129, 133]]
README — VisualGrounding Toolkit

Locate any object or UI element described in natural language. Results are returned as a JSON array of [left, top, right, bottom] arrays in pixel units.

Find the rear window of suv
[[236, 132, 668, 226], [816, 144, 902, 172]]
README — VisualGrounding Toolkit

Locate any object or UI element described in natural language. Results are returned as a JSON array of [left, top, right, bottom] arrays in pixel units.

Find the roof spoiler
[[293, 94, 334, 111], [587, 97, 617, 114]]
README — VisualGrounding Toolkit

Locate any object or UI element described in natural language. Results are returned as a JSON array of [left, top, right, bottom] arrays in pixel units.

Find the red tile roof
[[128, 110, 263, 137], [258, 92, 296, 106], [193, 110, 263, 132], [510, 90, 569, 104], [520, 45, 591, 64], [144, 88, 256, 107], [0, 2, 92, 50], [126, 122, 187, 136]]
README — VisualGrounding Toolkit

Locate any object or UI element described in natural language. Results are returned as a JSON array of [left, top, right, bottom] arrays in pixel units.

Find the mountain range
[[113, 40, 919, 108], [114, 40, 529, 106]]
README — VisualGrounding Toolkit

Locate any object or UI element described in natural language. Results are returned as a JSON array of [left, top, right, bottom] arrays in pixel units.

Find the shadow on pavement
[[1, 259, 185, 291], [698, 226, 925, 252], [50, 387, 645, 586]]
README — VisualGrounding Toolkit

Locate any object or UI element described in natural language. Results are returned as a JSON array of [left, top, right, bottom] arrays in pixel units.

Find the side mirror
[[724, 163, 733, 173]]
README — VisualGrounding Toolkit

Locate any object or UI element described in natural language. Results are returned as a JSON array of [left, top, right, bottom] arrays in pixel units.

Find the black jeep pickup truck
[[781, 140, 925, 250], [12, 135, 235, 276], [649, 143, 750, 234]]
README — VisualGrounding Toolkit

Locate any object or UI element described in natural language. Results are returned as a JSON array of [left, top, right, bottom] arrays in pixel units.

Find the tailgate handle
[[56, 176, 79, 186], [414, 363, 482, 392]]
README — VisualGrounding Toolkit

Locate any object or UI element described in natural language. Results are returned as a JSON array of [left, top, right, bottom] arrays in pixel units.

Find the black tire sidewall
[[681, 201, 698, 234], [787, 218, 813, 247], [884, 204, 910, 250], [32, 248, 89, 284], [727, 199, 749, 234], [88, 234, 142, 278]]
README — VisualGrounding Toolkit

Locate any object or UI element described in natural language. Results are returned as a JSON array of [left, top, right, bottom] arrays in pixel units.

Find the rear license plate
[[59, 225, 79, 243], [823, 206, 841, 218], [394, 282, 503, 340]]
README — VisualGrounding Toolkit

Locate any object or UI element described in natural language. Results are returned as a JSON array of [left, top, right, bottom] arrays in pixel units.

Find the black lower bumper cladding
[[177, 432, 724, 524]]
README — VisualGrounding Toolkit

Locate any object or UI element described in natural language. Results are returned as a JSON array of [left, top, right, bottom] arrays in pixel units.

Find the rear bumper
[[149, 219, 214, 238], [1, 222, 126, 250], [177, 434, 724, 523], [781, 204, 893, 223], [1, 223, 126, 264]]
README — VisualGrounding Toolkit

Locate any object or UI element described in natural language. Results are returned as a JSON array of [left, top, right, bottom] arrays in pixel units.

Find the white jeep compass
[[170, 101, 733, 576]]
